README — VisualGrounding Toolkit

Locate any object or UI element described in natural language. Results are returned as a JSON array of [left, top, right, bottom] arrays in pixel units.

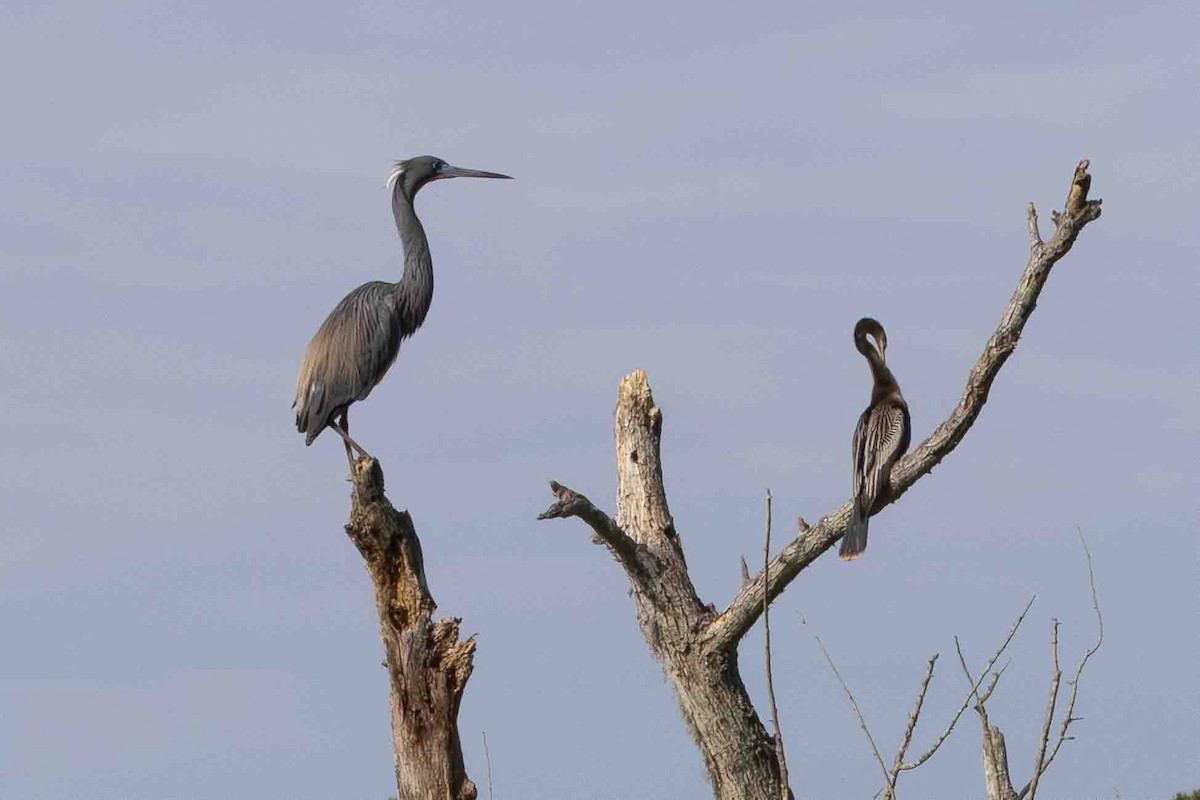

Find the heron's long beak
[[440, 165, 513, 180]]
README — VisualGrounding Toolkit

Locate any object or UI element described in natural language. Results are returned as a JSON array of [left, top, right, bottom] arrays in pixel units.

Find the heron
[[293, 155, 512, 468], [842, 317, 911, 560]]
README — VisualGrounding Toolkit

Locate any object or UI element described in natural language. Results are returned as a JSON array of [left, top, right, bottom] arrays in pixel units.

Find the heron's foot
[[348, 454, 375, 476]]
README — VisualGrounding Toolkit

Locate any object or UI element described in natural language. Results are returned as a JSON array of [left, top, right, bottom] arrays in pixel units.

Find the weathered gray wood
[[615, 372, 785, 800], [539, 162, 1102, 800], [982, 724, 1018, 800], [542, 372, 786, 800], [705, 161, 1103, 654], [347, 458, 477, 800]]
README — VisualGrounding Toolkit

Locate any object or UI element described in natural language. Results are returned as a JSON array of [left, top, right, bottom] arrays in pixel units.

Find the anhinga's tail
[[840, 508, 868, 560]]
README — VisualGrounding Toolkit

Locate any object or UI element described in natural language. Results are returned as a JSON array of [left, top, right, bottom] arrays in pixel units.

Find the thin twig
[[807, 619, 889, 786], [887, 653, 938, 795], [1016, 528, 1104, 799], [954, 636, 989, 729], [979, 661, 1011, 705], [482, 731, 494, 800], [899, 596, 1035, 771], [762, 490, 790, 798], [1026, 620, 1062, 800]]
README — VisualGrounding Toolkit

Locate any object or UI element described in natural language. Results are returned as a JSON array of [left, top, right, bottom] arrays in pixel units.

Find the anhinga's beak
[[440, 164, 513, 180]]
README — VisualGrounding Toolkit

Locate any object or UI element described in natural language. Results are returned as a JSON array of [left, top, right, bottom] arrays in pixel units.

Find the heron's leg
[[328, 410, 371, 467], [338, 409, 356, 468]]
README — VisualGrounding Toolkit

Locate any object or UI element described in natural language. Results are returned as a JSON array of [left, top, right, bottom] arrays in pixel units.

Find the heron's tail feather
[[840, 507, 868, 560]]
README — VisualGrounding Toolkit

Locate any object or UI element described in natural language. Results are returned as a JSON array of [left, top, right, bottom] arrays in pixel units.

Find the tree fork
[[346, 458, 477, 800], [542, 371, 788, 800], [539, 161, 1100, 800]]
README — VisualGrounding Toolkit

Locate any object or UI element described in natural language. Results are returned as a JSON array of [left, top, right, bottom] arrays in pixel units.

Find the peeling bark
[[347, 458, 477, 800]]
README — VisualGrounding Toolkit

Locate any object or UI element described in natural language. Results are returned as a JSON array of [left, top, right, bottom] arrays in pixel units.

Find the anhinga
[[842, 317, 911, 560]]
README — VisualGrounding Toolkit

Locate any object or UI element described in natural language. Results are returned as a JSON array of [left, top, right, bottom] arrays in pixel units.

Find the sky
[[1, 1, 1197, 798]]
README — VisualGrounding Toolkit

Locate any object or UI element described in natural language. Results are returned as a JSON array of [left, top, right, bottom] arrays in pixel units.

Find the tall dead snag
[[538, 162, 1101, 800], [346, 458, 477, 800]]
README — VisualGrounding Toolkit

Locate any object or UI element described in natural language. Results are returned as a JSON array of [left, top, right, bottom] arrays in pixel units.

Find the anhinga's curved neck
[[856, 334, 898, 397]]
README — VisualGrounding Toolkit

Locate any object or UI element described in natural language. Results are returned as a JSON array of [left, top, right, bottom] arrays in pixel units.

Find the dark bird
[[842, 317, 911, 560], [294, 155, 511, 467]]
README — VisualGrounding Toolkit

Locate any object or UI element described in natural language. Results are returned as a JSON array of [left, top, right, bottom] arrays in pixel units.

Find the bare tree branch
[[978, 661, 1010, 706], [953, 527, 1104, 800], [827, 599, 1034, 800], [537, 480, 649, 577], [893, 658, 938, 770], [955, 640, 1018, 800], [703, 162, 1102, 654], [954, 637, 981, 702], [482, 731, 494, 800], [1015, 528, 1104, 799], [761, 490, 790, 799], [1026, 620, 1062, 800], [882, 654, 938, 800], [807, 619, 890, 787], [899, 596, 1035, 772]]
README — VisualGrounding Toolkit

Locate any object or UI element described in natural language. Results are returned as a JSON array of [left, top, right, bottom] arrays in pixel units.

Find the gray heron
[[293, 155, 512, 467]]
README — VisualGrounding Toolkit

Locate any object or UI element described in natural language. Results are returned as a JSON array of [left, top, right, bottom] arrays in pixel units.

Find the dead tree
[[538, 161, 1102, 800], [345, 458, 477, 800], [814, 529, 1102, 800], [958, 530, 1104, 800]]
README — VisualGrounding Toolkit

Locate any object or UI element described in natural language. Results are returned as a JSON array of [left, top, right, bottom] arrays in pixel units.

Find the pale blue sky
[[1, 1, 1196, 798]]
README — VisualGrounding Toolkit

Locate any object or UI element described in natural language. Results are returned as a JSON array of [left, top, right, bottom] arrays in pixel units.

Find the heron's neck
[[393, 190, 431, 267], [391, 189, 434, 328]]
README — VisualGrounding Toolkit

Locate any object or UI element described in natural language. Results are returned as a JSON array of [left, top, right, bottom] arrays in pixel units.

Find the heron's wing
[[855, 401, 909, 514], [294, 282, 403, 436]]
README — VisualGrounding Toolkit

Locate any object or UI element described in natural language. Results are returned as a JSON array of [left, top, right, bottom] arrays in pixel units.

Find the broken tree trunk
[[346, 458, 477, 800], [540, 373, 786, 800]]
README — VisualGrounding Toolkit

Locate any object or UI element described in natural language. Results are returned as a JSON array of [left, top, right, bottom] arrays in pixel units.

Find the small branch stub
[[538, 480, 646, 573]]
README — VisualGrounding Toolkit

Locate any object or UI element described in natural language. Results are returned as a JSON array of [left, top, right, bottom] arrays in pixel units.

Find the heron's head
[[854, 317, 888, 360], [387, 155, 512, 199]]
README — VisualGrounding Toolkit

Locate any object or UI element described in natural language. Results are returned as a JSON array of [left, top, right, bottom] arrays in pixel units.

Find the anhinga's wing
[[854, 402, 909, 514]]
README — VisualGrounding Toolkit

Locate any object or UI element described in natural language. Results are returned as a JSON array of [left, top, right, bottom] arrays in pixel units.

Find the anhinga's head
[[854, 317, 888, 361], [387, 155, 512, 200]]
